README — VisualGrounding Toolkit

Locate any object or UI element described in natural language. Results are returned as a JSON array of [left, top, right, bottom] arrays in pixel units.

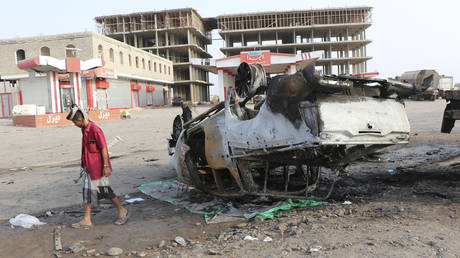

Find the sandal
[[114, 210, 129, 225], [71, 221, 92, 229]]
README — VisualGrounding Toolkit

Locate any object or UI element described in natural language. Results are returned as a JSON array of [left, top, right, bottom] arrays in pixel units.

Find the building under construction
[[95, 8, 214, 102], [216, 7, 372, 75]]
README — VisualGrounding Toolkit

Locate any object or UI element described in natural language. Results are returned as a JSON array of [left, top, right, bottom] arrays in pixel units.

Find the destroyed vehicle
[[168, 61, 432, 199]]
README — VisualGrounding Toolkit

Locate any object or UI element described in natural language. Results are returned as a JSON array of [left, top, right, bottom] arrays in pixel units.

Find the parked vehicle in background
[[397, 70, 440, 101], [438, 76, 454, 91], [172, 96, 184, 106]]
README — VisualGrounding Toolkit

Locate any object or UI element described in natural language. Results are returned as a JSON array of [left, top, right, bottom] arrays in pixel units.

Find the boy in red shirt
[[67, 105, 128, 228]]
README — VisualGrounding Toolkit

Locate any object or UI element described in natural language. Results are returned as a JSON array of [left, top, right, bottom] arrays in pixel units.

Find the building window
[[164, 64, 166, 74], [16, 49, 26, 63], [154, 62, 157, 72], [128, 54, 132, 66], [66, 44, 77, 58], [109, 48, 114, 63], [40, 46, 50, 56], [135, 57, 139, 68], [168, 66, 171, 75], [142, 58, 145, 69], [119, 51, 124, 64], [148, 60, 151, 71], [159, 63, 162, 73], [97, 45, 103, 60]]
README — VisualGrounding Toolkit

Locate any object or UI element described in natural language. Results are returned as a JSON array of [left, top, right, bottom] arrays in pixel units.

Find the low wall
[[12, 109, 121, 127]]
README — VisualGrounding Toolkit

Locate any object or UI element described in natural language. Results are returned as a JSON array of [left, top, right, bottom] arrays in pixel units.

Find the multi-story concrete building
[[95, 8, 214, 103], [0, 31, 173, 116], [216, 7, 372, 75]]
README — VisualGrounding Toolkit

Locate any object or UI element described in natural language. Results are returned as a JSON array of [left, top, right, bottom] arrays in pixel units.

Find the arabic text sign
[[46, 114, 61, 124], [97, 111, 111, 120], [240, 51, 271, 67]]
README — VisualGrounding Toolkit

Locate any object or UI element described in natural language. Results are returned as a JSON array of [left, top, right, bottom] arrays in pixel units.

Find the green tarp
[[139, 179, 326, 224]]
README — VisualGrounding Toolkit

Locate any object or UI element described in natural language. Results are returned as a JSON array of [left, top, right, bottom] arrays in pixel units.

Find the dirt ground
[[1, 99, 460, 258]]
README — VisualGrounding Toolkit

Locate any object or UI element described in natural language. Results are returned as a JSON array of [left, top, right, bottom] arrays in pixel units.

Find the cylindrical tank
[[399, 70, 440, 91]]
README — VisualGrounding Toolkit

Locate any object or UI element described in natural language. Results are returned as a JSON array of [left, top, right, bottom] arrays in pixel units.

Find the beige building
[[0, 31, 173, 82], [0, 32, 174, 115]]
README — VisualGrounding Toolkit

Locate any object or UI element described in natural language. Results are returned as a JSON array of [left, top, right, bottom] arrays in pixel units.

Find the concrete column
[[311, 30, 314, 43], [258, 32, 262, 45], [122, 17, 127, 43], [241, 33, 245, 46], [225, 34, 230, 47], [190, 84, 195, 102], [188, 64, 193, 81], [154, 14, 159, 55], [187, 30, 191, 44], [134, 34, 138, 48], [139, 36, 144, 48], [346, 61, 350, 74], [166, 31, 169, 46], [275, 31, 279, 44]]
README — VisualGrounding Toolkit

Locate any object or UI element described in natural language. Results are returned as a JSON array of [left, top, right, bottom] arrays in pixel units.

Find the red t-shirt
[[81, 122, 112, 180]]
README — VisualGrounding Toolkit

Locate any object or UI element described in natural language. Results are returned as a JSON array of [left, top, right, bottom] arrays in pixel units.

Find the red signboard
[[240, 51, 271, 67], [65, 58, 81, 73], [83, 67, 115, 79]]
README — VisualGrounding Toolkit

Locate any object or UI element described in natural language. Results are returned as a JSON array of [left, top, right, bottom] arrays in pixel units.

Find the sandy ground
[[0, 99, 459, 258]]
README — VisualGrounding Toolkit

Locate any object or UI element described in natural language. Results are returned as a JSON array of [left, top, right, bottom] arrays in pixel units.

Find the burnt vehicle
[[168, 62, 431, 199]]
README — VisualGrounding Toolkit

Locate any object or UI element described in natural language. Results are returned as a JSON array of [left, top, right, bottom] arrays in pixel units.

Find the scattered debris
[[107, 247, 123, 256], [125, 198, 145, 203], [9, 214, 46, 228], [175, 236, 187, 247], [69, 242, 85, 253], [342, 201, 352, 205], [54, 227, 63, 251], [158, 240, 167, 248], [121, 110, 131, 119], [144, 158, 159, 162], [387, 169, 395, 173], [207, 249, 222, 255], [86, 249, 96, 255], [263, 237, 273, 242], [46, 211, 53, 217], [137, 251, 146, 257], [309, 245, 322, 252], [243, 236, 258, 241]]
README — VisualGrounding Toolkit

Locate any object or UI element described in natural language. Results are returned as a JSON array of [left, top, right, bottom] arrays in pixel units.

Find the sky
[[2, 0, 459, 93]]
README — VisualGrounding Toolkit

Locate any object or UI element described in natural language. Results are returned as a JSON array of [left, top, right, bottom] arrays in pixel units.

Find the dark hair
[[72, 110, 84, 121], [66, 104, 84, 121]]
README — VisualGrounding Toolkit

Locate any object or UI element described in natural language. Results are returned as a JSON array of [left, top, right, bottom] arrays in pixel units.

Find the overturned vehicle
[[168, 62, 431, 199]]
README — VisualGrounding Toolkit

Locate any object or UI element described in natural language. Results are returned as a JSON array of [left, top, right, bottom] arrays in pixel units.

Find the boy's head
[[66, 105, 87, 128]]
